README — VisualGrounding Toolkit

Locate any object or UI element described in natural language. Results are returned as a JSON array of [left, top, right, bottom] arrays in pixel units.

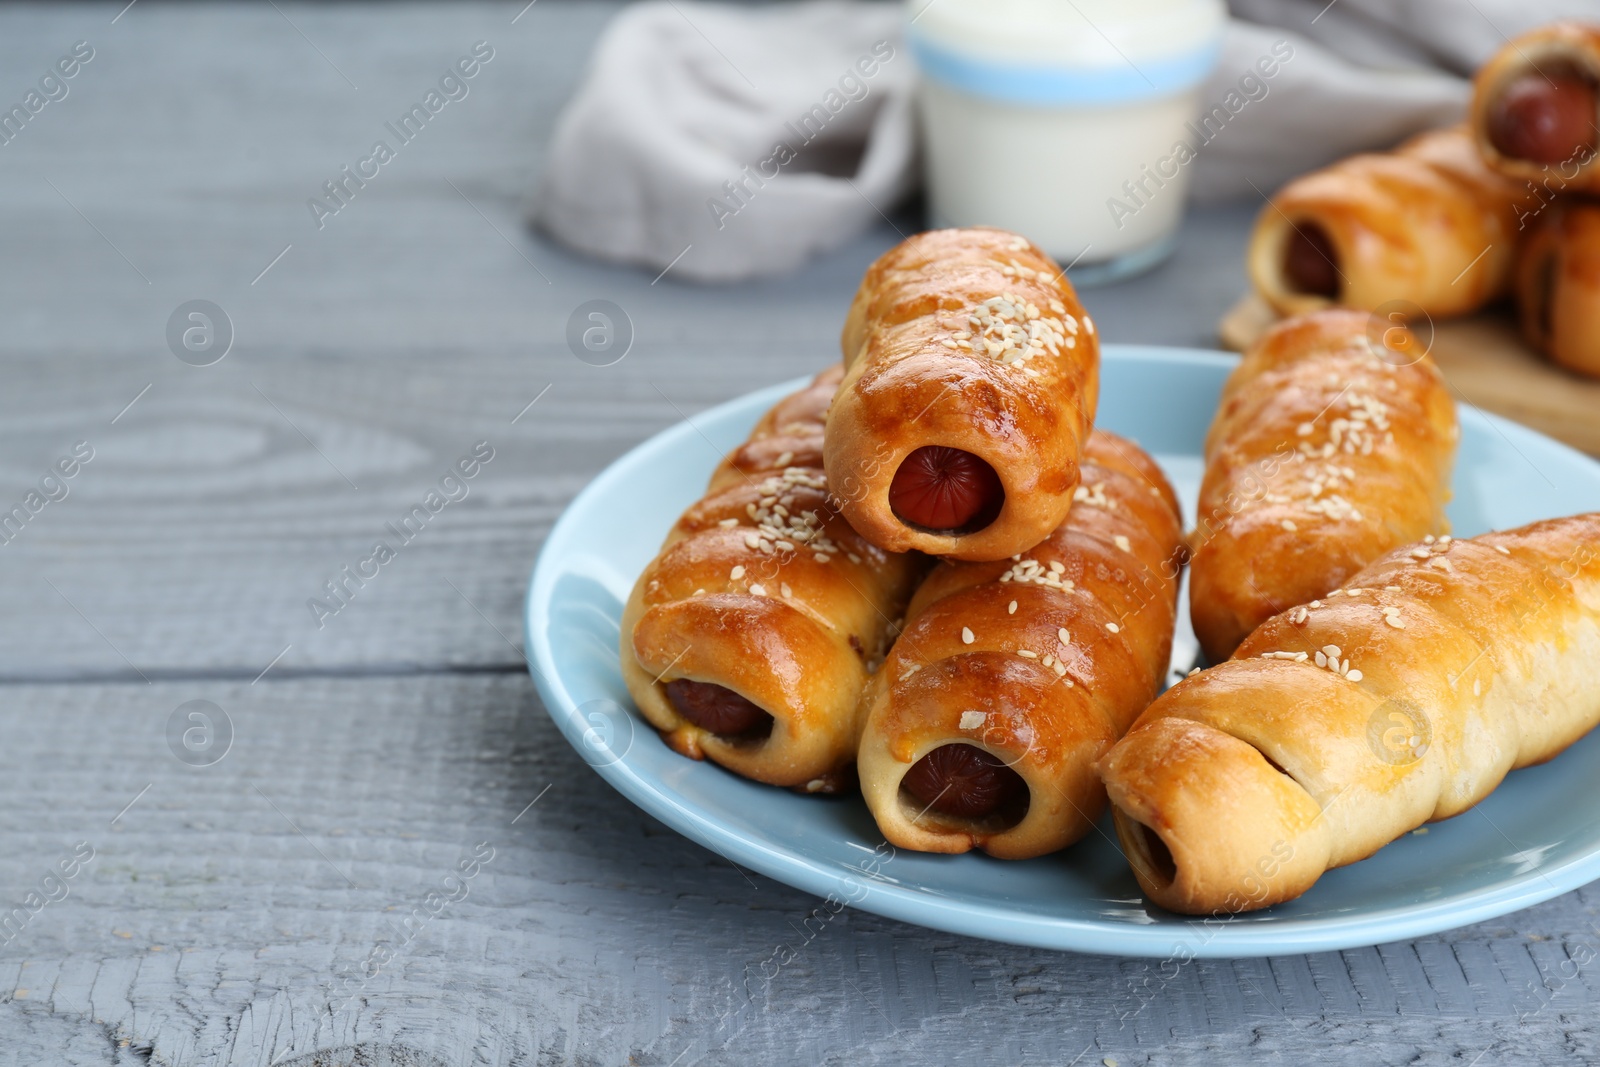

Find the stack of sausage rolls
[[1250, 20, 1600, 380], [617, 215, 1600, 918]]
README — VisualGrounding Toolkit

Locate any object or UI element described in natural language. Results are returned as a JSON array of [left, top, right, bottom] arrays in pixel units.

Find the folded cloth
[[532, 1, 914, 283], [532, 0, 1595, 282]]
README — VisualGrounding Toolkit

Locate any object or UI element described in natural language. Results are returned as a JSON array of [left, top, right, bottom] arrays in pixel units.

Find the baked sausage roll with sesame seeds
[[1247, 126, 1525, 318], [856, 431, 1183, 859], [1470, 22, 1600, 192], [1190, 309, 1458, 663], [620, 366, 929, 791], [1514, 200, 1600, 379], [824, 227, 1099, 562], [1099, 513, 1600, 916]]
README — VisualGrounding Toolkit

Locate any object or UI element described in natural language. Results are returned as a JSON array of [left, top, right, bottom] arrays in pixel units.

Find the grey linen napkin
[[531, 0, 1597, 283]]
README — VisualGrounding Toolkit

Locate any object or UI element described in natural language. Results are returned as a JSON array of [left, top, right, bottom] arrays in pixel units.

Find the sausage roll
[[1515, 199, 1600, 379], [1247, 126, 1525, 317], [1190, 309, 1458, 663], [1471, 22, 1600, 191], [856, 431, 1183, 859], [620, 367, 928, 791], [825, 227, 1100, 562], [1100, 513, 1600, 915]]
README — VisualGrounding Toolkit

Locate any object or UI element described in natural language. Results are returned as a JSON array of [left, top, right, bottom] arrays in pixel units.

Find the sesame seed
[[692, 588, 705, 596], [719, 517, 739, 527], [1324, 644, 1342, 658], [1053, 661, 1067, 677], [1438, 535, 1452, 545], [1281, 519, 1298, 532], [1495, 544, 1511, 556], [749, 583, 765, 596], [959, 710, 985, 730], [1385, 585, 1401, 592], [1424, 535, 1435, 544], [729, 565, 745, 580], [1315, 651, 1328, 667], [1188, 667, 1201, 676], [1346, 669, 1364, 682], [1290, 607, 1310, 625], [1106, 622, 1120, 634], [780, 583, 792, 598], [774, 451, 794, 468], [1017, 649, 1038, 658], [1008, 600, 1018, 614], [1310, 600, 1322, 608], [1386, 617, 1406, 629], [1058, 627, 1071, 646], [961, 627, 975, 645], [1049, 561, 1066, 574], [1041, 655, 1054, 667], [1114, 535, 1131, 552]]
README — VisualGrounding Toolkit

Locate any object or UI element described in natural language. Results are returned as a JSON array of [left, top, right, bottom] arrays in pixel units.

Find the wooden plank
[[0, 672, 1594, 1066]]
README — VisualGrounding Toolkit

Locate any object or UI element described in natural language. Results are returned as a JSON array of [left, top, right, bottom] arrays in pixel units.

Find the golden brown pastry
[[620, 367, 927, 791], [1515, 198, 1600, 378], [1190, 309, 1458, 663], [824, 227, 1099, 562], [1247, 126, 1525, 317], [856, 431, 1183, 859], [1471, 22, 1600, 191], [1099, 513, 1600, 915]]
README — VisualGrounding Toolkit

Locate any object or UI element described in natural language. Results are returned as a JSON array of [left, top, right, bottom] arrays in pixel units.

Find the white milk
[[909, 0, 1225, 284]]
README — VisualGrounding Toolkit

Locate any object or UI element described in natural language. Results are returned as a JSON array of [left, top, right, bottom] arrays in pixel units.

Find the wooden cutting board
[[1218, 293, 1600, 457]]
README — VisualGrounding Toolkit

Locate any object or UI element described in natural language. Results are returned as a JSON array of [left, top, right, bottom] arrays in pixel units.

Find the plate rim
[[525, 343, 1600, 958]]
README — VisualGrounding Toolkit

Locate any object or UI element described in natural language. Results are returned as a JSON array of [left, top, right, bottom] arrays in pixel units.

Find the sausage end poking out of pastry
[[826, 227, 1099, 562], [620, 366, 928, 789], [858, 431, 1184, 860], [1248, 126, 1523, 317], [1471, 22, 1600, 190]]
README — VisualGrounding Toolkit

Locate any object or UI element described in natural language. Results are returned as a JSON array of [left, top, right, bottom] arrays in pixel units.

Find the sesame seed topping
[[1424, 535, 1435, 544], [1114, 535, 1131, 552], [718, 518, 739, 527], [1310, 600, 1322, 608], [1290, 607, 1310, 626], [1058, 627, 1071, 646], [749, 583, 765, 596], [959, 710, 985, 730], [1017, 649, 1038, 658], [961, 627, 975, 645], [1053, 661, 1067, 677], [1324, 644, 1342, 658], [1106, 622, 1120, 634], [1041, 655, 1054, 667], [780, 583, 792, 598], [1188, 667, 1201, 676], [1008, 600, 1018, 614], [1385, 616, 1406, 629], [1281, 519, 1298, 532], [729, 565, 746, 580], [774, 451, 794, 468], [692, 588, 705, 596], [1495, 544, 1511, 555], [1346, 669, 1364, 682]]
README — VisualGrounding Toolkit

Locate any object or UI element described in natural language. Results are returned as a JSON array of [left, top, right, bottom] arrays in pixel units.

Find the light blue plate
[[526, 346, 1600, 958]]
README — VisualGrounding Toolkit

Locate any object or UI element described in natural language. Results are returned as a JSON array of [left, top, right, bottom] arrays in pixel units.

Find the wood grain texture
[[1, 3, 1595, 1065]]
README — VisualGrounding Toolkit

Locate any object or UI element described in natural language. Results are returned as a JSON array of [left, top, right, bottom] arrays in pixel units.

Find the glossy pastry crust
[[1100, 513, 1600, 915], [857, 431, 1183, 859], [1515, 200, 1600, 379], [1247, 126, 1525, 317], [620, 366, 928, 790], [825, 227, 1100, 561], [1470, 22, 1600, 191], [1190, 309, 1458, 663]]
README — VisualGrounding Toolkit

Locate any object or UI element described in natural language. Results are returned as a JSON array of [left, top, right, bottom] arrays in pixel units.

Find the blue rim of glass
[[909, 27, 1223, 106]]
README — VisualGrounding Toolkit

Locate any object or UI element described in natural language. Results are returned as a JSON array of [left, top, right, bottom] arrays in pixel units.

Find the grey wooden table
[[2, 3, 1596, 1065]]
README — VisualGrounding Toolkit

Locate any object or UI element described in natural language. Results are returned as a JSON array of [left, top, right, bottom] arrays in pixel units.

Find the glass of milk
[[909, 0, 1226, 285]]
